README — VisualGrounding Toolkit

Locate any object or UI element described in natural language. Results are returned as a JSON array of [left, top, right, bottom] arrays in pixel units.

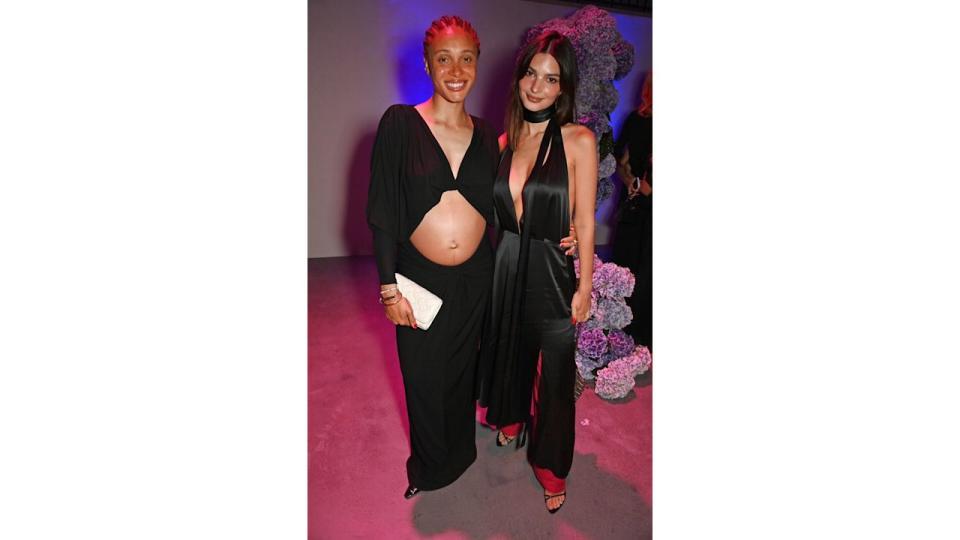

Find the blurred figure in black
[[612, 71, 652, 349]]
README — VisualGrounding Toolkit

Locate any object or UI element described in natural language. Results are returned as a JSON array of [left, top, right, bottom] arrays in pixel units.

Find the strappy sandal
[[544, 490, 567, 514], [496, 431, 516, 447]]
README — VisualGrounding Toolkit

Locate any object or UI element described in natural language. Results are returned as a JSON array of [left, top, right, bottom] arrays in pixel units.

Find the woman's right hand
[[384, 296, 417, 329]]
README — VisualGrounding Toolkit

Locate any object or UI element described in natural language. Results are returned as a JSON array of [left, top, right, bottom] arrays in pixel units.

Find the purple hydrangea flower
[[599, 154, 617, 179], [600, 350, 617, 366], [573, 253, 640, 368], [626, 345, 652, 376], [577, 327, 608, 358], [613, 40, 635, 80], [595, 360, 636, 399], [587, 258, 634, 299], [574, 254, 604, 279], [591, 263, 615, 298], [579, 315, 603, 331], [576, 351, 604, 380], [598, 297, 632, 330], [596, 176, 614, 206], [577, 111, 610, 138], [607, 329, 636, 358]]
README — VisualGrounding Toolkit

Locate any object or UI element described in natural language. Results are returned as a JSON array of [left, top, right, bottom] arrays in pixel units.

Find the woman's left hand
[[559, 225, 578, 256], [571, 290, 591, 324]]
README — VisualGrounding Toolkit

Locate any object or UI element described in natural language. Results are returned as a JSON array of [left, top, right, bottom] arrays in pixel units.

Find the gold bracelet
[[380, 291, 403, 306], [379, 286, 398, 296]]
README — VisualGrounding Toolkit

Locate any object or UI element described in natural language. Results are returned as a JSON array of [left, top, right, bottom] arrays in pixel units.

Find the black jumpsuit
[[480, 117, 578, 481], [366, 105, 499, 491], [612, 111, 652, 348]]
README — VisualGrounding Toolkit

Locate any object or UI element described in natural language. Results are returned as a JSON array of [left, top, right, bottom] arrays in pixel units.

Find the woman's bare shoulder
[[562, 124, 596, 154]]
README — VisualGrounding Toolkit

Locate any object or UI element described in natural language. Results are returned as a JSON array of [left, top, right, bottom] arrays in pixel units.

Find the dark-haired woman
[[480, 31, 597, 514]]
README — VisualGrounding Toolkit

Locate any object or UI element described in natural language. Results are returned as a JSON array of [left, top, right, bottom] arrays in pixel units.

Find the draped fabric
[[396, 240, 493, 490], [480, 116, 577, 430], [365, 104, 500, 490], [366, 104, 498, 284]]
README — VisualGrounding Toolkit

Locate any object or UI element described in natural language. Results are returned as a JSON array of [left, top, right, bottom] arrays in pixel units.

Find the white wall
[[309, 0, 651, 258]]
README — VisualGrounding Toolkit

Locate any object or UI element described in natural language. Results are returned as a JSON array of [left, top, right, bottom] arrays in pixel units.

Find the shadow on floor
[[410, 426, 651, 540]]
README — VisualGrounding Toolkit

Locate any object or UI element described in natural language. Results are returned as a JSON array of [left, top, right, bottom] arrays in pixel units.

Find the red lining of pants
[[498, 353, 565, 493]]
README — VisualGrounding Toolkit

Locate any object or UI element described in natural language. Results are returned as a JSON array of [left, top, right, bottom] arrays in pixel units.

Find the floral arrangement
[[523, 5, 634, 206], [574, 255, 652, 400], [595, 346, 652, 400]]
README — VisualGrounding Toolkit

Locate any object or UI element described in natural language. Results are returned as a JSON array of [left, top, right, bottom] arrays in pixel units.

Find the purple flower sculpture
[[571, 253, 652, 399]]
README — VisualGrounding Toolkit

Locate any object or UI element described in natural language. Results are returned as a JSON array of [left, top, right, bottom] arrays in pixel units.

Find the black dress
[[366, 104, 499, 490], [612, 111, 652, 348], [480, 117, 578, 480]]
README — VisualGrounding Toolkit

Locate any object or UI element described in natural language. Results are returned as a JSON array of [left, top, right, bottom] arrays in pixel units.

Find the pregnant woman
[[366, 15, 499, 499]]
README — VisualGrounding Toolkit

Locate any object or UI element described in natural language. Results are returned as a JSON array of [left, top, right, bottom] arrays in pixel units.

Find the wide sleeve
[[366, 105, 406, 284]]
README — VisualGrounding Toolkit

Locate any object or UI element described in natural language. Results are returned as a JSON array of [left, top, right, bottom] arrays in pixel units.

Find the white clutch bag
[[395, 272, 443, 330]]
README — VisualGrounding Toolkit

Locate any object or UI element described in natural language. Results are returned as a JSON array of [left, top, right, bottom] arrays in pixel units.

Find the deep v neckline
[[411, 106, 478, 182], [504, 149, 528, 228], [505, 131, 554, 228]]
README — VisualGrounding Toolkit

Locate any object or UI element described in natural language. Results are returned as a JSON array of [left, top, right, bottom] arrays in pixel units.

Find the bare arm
[[570, 126, 598, 323]]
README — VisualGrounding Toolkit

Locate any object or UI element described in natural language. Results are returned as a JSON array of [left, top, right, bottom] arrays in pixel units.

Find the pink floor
[[309, 257, 651, 539]]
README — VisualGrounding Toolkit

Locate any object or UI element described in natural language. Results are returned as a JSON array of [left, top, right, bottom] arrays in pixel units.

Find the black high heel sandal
[[495, 431, 516, 447], [544, 491, 567, 514], [403, 485, 420, 499]]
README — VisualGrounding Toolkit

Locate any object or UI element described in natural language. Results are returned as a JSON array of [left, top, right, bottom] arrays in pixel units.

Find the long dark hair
[[505, 31, 578, 150]]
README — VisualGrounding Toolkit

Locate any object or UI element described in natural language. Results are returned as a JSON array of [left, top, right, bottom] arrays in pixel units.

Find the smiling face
[[424, 28, 478, 104], [518, 52, 562, 112]]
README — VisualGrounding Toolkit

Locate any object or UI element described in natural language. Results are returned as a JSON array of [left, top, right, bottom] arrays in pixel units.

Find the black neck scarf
[[522, 104, 556, 123]]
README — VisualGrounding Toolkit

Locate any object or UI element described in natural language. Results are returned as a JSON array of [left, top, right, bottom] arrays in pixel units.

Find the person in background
[[612, 71, 652, 349]]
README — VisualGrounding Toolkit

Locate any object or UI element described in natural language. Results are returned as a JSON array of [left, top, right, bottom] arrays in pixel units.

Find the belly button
[[450, 241, 458, 249]]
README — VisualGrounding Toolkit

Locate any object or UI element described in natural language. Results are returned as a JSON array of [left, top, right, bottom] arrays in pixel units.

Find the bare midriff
[[409, 190, 486, 266]]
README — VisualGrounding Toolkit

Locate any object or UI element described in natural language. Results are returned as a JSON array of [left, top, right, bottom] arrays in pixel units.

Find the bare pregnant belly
[[409, 190, 486, 266]]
